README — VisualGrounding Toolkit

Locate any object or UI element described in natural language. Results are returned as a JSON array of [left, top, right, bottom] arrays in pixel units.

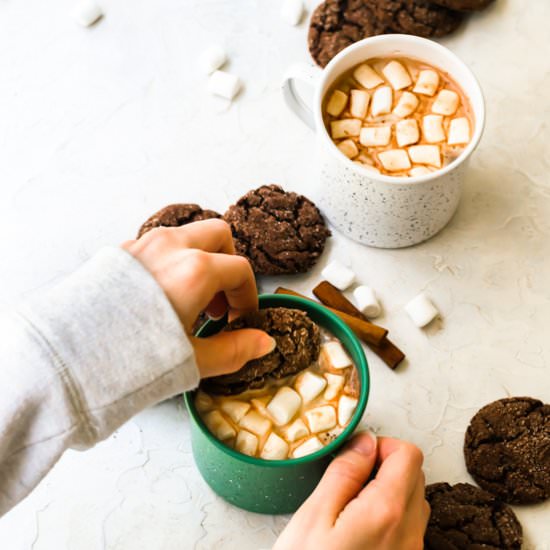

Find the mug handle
[[282, 63, 322, 130]]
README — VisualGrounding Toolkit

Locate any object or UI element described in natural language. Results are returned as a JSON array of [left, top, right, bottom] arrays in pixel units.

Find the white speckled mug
[[282, 35, 485, 248]]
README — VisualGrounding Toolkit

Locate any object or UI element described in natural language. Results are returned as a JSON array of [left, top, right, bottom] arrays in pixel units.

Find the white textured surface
[[0, 0, 549, 548]]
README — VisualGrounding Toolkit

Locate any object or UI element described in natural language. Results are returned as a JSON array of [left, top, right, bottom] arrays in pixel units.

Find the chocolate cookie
[[425, 482, 522, 550], [428, 0, 495, 11], [464, 397, 550, 504], [308, 0, 388, 68], [201, 308, 321, 395], [223, 185, 331, 275], [137, 203, 221, 239]]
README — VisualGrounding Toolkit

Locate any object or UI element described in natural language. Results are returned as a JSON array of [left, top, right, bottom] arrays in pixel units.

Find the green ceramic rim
[[184, 293, 370, 467]]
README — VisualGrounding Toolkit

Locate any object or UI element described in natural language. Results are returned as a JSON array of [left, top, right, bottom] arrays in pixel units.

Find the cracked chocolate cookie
[[223, 185, 331, 275], [201, 308, 321, 395], [464, 397, 550, 504], [429, 0, 495, 11], [425, 482, 523, 550], [137, 203, 221, 239]]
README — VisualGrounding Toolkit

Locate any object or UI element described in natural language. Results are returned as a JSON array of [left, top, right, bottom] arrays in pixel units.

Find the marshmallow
[[198, 45, 227, 75], [195, 390, 214, 413], [432, 89, 459, 116], [208, 70, 241, 100], [319, 426, 344, 445], [338, 395, 358, 426], [448, 117, 470, 145], [354, 162, 381, 174], [337, 139, 359, 159], [321, 260, 355, 290], [326, 90, 348, 117], [382, 61, 412, 91], [360, 126, 392, 147], [378, 149, 411, 172], [295, 371, 327, 403], [220, 400, 251, 424], [251, 396, 272, 418], [267, 387, 302, 426], [305, 405, 337, 434], [239, 410, 272, 437], [349, 89, 370, 119], [370, 86, 393, 117], [235, 430, 259, 456], [204, 410, 236, 441], [395, 119, 419, 148], [356, 152, 375, 165], [408, 145, 441, 168], [281, 0, 304, 26], [405, 293, 440, 327], [283, 419, 310, 442], [330, 119, 362, 139], [393, 91, 419, 118], [292, 436, 324, 458], [352, 285, 381, 318], [261, 432, 289, 460], [321, 341, 352, 370], [422, 115, 445, 143], [409, 166, 432, 177], [413, 70, 439, 96], [352, 63, 384, 89], [72, 0, 103, 27], [324, 373, 345, 400]]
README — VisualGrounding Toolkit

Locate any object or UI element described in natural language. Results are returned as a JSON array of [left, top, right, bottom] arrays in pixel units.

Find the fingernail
[[259, 335, 277, 356], [207, 312, 225, 321], [347, 429, 377, 456]]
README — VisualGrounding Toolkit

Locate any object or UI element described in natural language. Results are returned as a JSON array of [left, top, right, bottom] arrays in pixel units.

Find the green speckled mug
[[183, 293, 370, 514]]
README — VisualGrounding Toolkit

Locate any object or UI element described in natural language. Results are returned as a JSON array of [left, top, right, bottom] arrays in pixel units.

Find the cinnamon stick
[[313, 281, 405, 369], [275, 287, 388, 347]]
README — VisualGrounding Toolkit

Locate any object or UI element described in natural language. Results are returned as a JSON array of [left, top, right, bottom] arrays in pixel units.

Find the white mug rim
[[313, 34, 486, 185]]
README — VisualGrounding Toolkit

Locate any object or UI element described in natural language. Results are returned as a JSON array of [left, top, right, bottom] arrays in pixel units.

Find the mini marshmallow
[[360, 126, 392, 147], [195, 390, 214, 412], [413, 70, 439, 96], [326, 90, 348, 117], [321, 341, 352, 369], [352, 285, 381, 318], [208, 70, 241, 100], [198, 45, 227, 75], [239, 411, 272, 437], [305, 405, 337, 434], [235, 430, 259, 456], [295, 371, 327, 403], [281, 0, 304, 26], [324, 373, 345, 400], [204, 410, 236, 441], [371, 86, 393, 117], [448, 117, 470, 145], [267, 387, 302, 426], [321, 260, 355, 290], [409, 166, 432, 177], [349, 89, 370, 119], [432, 89, 459, 116], [220, 400, 251, 424], [395, 119, 419, 148], [405, 293, 440, 327], [353, 63, 384, 89], [72, 0, 103, 27], [330, 119, 362, 139], [423, 115, 445, 143], [261, 433, 289, 460], [356, 152, 375, 165], [251, 396, 272, 418], [378, 149, 411, 172], [393, 91, 419, 118], [338, 395, 358, 426], [319, 426, 344, 445], [354, 162, 381, 174], [292, 436, 324, 458], [382, 60, 412, 91], [283, 419, 310, 442], [408, 145, 441, 168], [337, 139, 359, 159]]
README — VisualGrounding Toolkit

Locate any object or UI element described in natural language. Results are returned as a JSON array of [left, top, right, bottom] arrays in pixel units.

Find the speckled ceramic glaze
[[283, 35, 485, 248], [184, 294, 370, 514]]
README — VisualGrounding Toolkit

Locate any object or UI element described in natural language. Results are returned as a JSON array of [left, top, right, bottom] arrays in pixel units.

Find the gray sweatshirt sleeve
[[0, 247, 199, 516]]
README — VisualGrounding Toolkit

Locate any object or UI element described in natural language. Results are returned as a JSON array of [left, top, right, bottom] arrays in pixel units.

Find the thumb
[[192, 329, 276, 378], [306, 430, 378, 521]]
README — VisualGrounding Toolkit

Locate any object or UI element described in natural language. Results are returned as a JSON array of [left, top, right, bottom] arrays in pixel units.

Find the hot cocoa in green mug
[[184, 293, 370, 514]]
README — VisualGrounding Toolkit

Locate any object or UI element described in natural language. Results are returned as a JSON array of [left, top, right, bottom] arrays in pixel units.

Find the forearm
[[0, 247, 199, 516]]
